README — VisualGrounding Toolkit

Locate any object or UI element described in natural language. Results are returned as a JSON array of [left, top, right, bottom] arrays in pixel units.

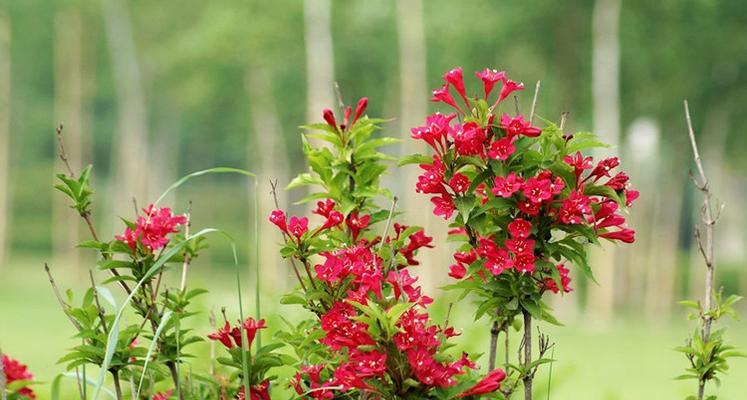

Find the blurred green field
[[1, 257, 745, 400]]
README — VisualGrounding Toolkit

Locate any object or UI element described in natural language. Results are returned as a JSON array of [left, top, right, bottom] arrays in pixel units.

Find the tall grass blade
[[236, 268, 251, 399], [153, 167, 256, 207], [135, 310, 173, 398]]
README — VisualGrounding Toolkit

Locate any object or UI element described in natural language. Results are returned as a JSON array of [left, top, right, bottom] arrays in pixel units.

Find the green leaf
[[398, 154, 432, 166]]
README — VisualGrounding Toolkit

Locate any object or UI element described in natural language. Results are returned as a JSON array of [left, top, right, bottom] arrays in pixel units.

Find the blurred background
[[0, 0, 746, 398]]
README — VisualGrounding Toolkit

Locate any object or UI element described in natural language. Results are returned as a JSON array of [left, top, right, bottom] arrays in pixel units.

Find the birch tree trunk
[[304, 0, 335, 124], [587, 0, 621, 322], [0, 13, 9, 265], [395, 0, 444, 292], [53, 10, 85, 273], [102, 0, 149, 219], [245, 66, 290, 293]]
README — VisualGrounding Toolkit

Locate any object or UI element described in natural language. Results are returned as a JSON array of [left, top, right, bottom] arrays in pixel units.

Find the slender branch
[[179, 203, 193, 292], [529, 81, 541, 123], [55, 124, 75, 177], [559, 112, 569, 131], [110, 369, 122, 400], [522, 308, 533, 400], [684, 100, 717, 400], [488, 319, 501, 371], [44, 263, 83, 331], [89, 270, 108, 333], [377, 196, 398, 252]]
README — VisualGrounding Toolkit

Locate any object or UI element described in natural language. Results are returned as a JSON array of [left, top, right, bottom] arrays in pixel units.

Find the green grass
[[1, 257, 745, 400]]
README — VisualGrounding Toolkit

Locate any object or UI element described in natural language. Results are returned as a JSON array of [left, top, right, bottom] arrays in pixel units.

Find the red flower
[[448, 263, 467, 279], [229, 317, 267, 349], [346, 212, 371, 241], [321, 210, 344, 230], [2, 355, 35, 399], [508, 218, 532, 239], [288, 216, 308, 239], [499, 114, 541, 138], [558, 190, 592, 224], [544, 263, 572, 294], [416, 157, 447, 195], [208, 321, 235, 349], [488, 136, 516, 160], [513, 253, 536, 273], [152, 390, 173, 400], [444, 67, 468, 106], [625, 189, 640, 207], [449, 173, 471, 194], [497, 79, 524, 104], [449, 122, 486, 157], [605, 171, 630, 190], [522, 176, 553, 204], [431, 194, 455, 219], [269, 209, 288, 233], [505, 238, 535, 255], [564, 151, 594, 183], [312, 199, 336, 217], [412, 113, 455, 155], [475, 68, 506, 99], [352, 97, 368, 127], [591, 157, 620, 179], [432, 83, 459, 110], [491, 172, 523, 198], [322, 108, 337, 130], [599, 227, 636, 243], [454, 250, 477, 265], [457, 369, 506, 398], [518, 199, 541, 216]]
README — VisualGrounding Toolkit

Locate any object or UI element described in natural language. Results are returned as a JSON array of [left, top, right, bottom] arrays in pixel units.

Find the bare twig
[[377, 196, 398, 252], [684, 100, 718, 400], [55, 124, 75, 177], [488, 319, 501, 371], [179, 202, 193, 292], [522, 308, 533, 400], [559, 112, 569, 131], [529, 81, 541, 123], [44, 263, 83, 331], [89, 270, 108, 333]]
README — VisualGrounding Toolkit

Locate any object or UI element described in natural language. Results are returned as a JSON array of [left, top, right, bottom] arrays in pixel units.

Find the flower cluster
[[2, 354, 36, 399], [116, 204, 187, 252], [409, 66, 638, 297]]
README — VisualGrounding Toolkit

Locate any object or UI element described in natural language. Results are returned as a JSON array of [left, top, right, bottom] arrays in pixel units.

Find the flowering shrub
[[1, 354, 36, 399], [403, 66, 637, 396], [271, 100, 506, 399], [51, 151, 283, 399]]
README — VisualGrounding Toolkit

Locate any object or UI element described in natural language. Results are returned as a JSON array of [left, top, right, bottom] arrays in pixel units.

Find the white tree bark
[[0, 13, 9, 264], [587, 0, 621, 323], [53, 10, 85, 272], [304, 0, 335, 124], [395, 0, 444, 291], [102, 0, 150, 219], [245, 66, 290, 293]]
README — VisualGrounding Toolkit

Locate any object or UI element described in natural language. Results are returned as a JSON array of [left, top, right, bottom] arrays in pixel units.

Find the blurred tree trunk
[[102, 0, 150, 219], [245, 66, 290, 294], [304, 0, 335, 124], [0, 12, 9, 265], [587, 0, 621, 322], [53, 10, 86, 274], [396, 0, 444, 291]]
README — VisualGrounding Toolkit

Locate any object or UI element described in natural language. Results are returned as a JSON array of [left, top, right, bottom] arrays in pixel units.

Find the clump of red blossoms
[[207, 317, 267, 350], [409, 66, 637, 294], [116, 204, 187, 252], [2, 354, 36, 399]]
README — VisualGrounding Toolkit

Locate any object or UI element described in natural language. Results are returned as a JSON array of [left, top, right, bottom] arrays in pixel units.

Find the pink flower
[[269, 209, 288, 233], [431, 194, 455, 219], [288, 216, 309, 239], [2, 355, 36, 399], [352, 97, 368, 126], [497, 79, 524, 104], [499, 114, 541, 138], [322, 108, 337, 130], [115, 205, 187, 252], [475, 68, 506, 99], [449, 173, 471, 194], [457, 369, 506, 398], [448, 263, 467, 279], [491, 172, 523, 198], [488, 136, 516, 160], [432, 83, 459, 110], [444, 67, 468, 104], [346, 212, 371, 241], [152, 390, 173, 400], [508, 218, 532, 239], [523, 176, 553, 204]]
